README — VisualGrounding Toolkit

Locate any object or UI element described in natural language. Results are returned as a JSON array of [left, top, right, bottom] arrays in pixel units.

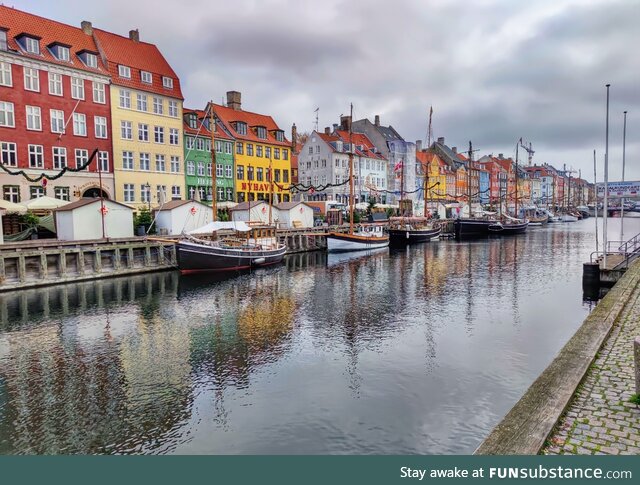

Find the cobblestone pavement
[[543, 287, 640, 455]]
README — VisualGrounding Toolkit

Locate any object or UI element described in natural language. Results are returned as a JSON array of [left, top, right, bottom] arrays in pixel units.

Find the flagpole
[[620, 110, 627, 239], [604, 84, 610, 268]]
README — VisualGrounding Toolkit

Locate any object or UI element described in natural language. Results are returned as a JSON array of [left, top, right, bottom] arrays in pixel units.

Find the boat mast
[[349, 103, 354, 235], [467, 141, 472, 218], [209, 102, 217, 222], [424, 153, 429, 217], [515, 141, 519, 218], [268, 158, 274, 225]]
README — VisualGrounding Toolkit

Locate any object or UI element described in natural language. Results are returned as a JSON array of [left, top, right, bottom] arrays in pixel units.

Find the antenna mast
[[426, 106, 433, 148], [314, 107, 319, 132]]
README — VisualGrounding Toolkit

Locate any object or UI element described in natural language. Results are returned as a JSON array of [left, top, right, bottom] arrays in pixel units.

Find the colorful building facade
[[93, 26, 184, 210], [214, 91, 291, 203], [0, 7, 114, 203]]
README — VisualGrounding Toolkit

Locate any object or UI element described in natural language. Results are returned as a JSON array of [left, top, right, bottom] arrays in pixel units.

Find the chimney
[[324, 126, 331, 135], [332, 123, 338, 131], [374, 115, 380, 126], [437, 137, 445, 144], [452, 147, 457, 154], [129, 29, 140, 42], [416, 140, 423, 152], [81, 21, 93, 35], [498, 153, 504, 159], [340, 115, 352, 132], [291, 123, 297, 153], [227, 91, 242, 111]]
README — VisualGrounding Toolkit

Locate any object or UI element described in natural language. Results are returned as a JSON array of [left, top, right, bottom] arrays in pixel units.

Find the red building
[[0, 6, 113, 203]]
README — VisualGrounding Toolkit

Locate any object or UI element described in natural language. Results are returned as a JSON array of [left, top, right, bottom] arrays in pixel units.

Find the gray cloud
[[21, 0, 640, 180]]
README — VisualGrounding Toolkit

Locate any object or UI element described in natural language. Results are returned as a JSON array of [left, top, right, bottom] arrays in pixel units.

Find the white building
[[154, 200, 213, 235], [55, 198, 134, 240], [230, 201, 273, 225], [297, 126, 387, 204], [274, 202, 314, 228]]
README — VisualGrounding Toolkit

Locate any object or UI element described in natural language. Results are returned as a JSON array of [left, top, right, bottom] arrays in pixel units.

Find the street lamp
[[144, 182, 151, 212]]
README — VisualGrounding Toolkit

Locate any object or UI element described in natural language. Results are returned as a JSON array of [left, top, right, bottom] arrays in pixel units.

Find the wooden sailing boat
[[326, 104, 389, 253], [177, 102, 286, 272], [388, 144, 441, 244]]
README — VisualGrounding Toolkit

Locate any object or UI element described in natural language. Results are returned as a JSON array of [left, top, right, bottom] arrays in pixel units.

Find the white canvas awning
[[20, 196, 70, 210], [187, 221, 251, 234], [0, 199, 27, 213]]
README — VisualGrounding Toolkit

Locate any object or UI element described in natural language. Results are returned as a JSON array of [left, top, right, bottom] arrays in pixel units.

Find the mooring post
[[635, 336, 640, 395]]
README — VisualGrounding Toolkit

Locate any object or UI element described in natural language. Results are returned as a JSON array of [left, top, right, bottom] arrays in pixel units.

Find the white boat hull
[[560, 215, 578, 222], [326, 234, 389, 253]]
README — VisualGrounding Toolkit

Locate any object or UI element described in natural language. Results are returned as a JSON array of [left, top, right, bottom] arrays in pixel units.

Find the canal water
[[0, 218, 638, 455]]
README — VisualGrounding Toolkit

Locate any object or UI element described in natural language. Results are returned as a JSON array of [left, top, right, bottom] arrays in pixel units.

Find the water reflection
[[0, 219, 638, 454]]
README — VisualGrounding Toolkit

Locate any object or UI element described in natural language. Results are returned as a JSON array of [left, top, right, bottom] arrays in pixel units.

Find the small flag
[[394, 160, 403, 172]]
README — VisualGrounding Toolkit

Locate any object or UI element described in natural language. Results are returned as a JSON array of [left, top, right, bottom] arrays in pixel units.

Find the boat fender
[[252, 257, 266, 266], [406, 231, 409, 239]]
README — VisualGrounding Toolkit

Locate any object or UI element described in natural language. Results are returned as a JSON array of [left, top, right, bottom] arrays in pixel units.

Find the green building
[[183, 108, 234, 201]]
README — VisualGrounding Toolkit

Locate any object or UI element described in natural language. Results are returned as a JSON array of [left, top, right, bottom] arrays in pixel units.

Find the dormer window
[[0, 31, 7, 51], [118, 65, 131, 78], [235, 121, 247, 135], [78, 51, 98, 68], [162, 76, 173, 89], [275, 130, 284, 142], [53, 45, 70, 61], [141, 71, 152, 84], [188, 114, 197, 129], [24, 36, 40, 54], [256, 126, 267, 139]]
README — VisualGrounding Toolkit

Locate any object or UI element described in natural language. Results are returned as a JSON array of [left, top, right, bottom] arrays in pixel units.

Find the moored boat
[[488, 219, 529, 235], [454, 218, 492, 240], [388, 217, 441, 245], [327, 225, 389, 252]]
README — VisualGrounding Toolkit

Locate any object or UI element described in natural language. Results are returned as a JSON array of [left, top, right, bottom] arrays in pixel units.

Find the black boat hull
[[454, 219, 492, 240], [389, 227, 441, 245], [488, 222, 529, 235], [177, 241, 286, 273]]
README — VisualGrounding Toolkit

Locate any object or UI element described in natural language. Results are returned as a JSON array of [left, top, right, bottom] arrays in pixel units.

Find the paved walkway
[[543, 285, 640, 455]]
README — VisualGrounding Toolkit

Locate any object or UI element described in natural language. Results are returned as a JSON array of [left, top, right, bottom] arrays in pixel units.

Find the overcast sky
[[19, 0, 639, 182]]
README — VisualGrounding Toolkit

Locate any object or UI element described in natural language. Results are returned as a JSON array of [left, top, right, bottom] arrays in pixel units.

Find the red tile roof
[[93, 28, 183, 99], [0, 6, 107, 76], [334, 130, 386, 160], [212, 103, 290, 147], [183, 108, 232, 140]]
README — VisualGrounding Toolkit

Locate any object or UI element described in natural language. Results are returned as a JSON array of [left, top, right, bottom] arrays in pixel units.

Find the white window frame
[[73, 113, 87, 136], [57, 45, 70, 61], [3, 185, 20, 203], [154, 126, 164, 144], [169, 128, 179, 145], [24, 37, 40, 54], [139, 153, 150, 171], [94, 116, 107, 139], [28, 144, 44, 168], [136, 93, 147, 112], [140, 184, 151, 203], [52, 146, 67, 169], [74, 148, 88, 169], [138, 123, 149, 142], [1, 141, 17, 166], [84, 53, 98, 68], [122, 151, 134, 170], [141, 71, 152, 84], [225, 165, 232, 178], [162, 76, 173, 89], [119, 89, 131, 109], [123, 183, 135, 202], [118, 65, 131, 79], [186, 160, 195, 175], [171, 185, 180, 199], [54, 187, 70, 201], [0, 62, 11, 87], [93, 82, 106, 104], [0, 101, 15, 127], [170, 156, 180, 173], [50, 109, 65, 134], [71, 77, 85, 100], [168, 100, 178, 117], [23, 67, 39, 92], [121, 121, 132, 140], [98, 151, 109, 172], [26, 105, 42, 131], [155, 154, 166, 172], [48, 72, 63, 96], [153, 97, 163, 115]]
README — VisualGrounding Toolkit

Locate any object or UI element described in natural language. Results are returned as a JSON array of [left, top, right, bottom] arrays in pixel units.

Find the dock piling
[[635, 336, 640, 395]]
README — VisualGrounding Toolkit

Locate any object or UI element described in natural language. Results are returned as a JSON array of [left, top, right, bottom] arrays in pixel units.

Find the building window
[[141, 71, 152, 84], [226, 187, 233, 201], [246, 143, 254, 156], [3, 185, 19, 203], [247, 165, 254, 181], [162, 76, 173, 89], [256, 126, 267, 139], [274, 148, 280, 160], [48, 72, 62, 96], [0, 101, 14, 127], [119, 89, 131, 108], [26, 106, 42, 131], [28, 144, 44, 168], [275, 131, 284, 142], [225, 142, 232, 154], [92, 82, 105, 103], [73, 113, 87, 136], [1, 142, 17, 166], [237, 165, 244, 180], [98, 151, 109, 172], [196, 162, 205, 176], [0, 62, 11, 87], [118, 65, 131, 79], [265, 147, 271, 159], [122, 151, 134, 170], [138, 123, 149, 142], [75, 148, 88, 169], [309, 146, 313, 155], [214, 140, 221, 153], [136, 93, 147, 111], [274, 169, 281, 183], [141, 184, 151, 203], [30, 186, 45, 199], [236, 142, 244, 155], [168, 100, 178, 117], [140, 153, 150, 171], [0, 31, 6, 52], [215, 164, 223, 177], [71, 77, 84, 100], [153, 97, 163, 115], [23, 37, 39, 54], [154, 126, 164, 143], [93, 116, 107, 138], [185, 137, 194, 150], [54, 45, 70, 61], [169, 128, 179, 145], [225, 165, 232, 178], [283, 149, 288, 160], [283, 170, 289, 183], [257, 146, 263, 157], [121, 121, 132, 139], [257, 167, 264, 181], [171, 185, 180, 199], [23, 68, 39, 91], [84, 53, 98, 68], [52, 146, 67, 169], [54, 186, 70, 201], [155, 154, 166, 172], [123, 183, 135, 202], [156, 185, 167, 203], [186, 160, 195, 175], [170, 156, 180, 173]]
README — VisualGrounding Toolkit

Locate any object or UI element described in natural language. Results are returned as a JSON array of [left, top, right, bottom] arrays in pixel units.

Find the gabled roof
[[230, 201, 269, 211], [154, 199, 212, 211], [0, 6, 107, 76], [212, 103, 290, 147], [333, 130, 386, 160], [182, 108, 232, 140], [431, 141, 464, 170], [55, 198, 133, 212], [275, 202, 313, 211], [93, 28, 183, 99]]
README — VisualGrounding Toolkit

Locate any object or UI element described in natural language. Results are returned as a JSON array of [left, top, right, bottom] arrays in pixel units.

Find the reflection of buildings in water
[[0, 271, 194, 454]]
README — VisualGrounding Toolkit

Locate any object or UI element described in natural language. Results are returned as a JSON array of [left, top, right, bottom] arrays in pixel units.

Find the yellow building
[[93, 28, 184, 209], [213, 92, 292, 203], [417, 150, 448, 201]]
